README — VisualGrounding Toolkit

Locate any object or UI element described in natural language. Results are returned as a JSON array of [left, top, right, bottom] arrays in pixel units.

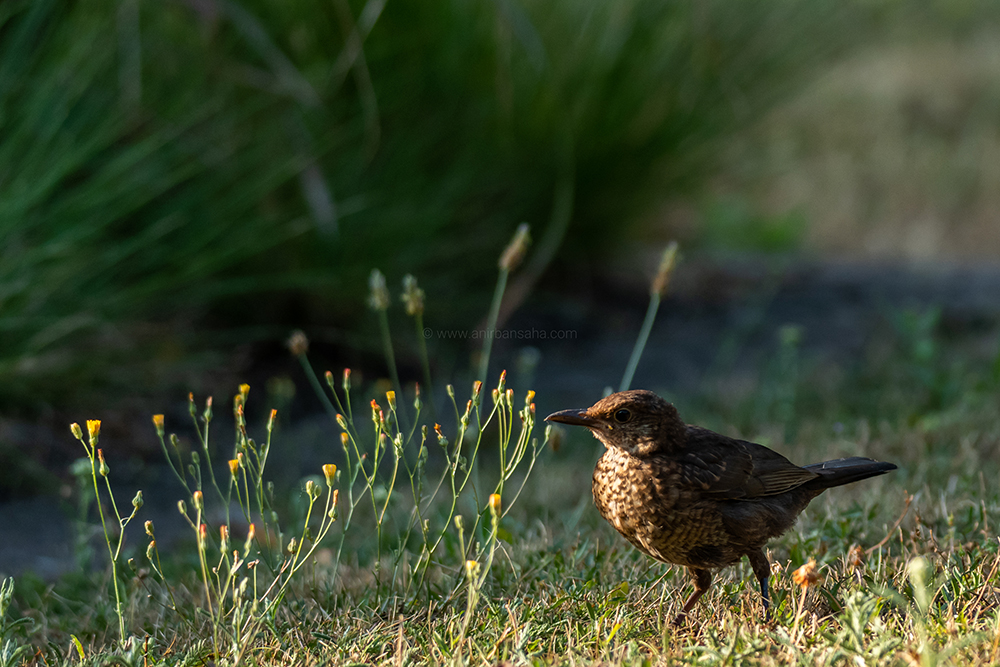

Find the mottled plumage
[[546, 390, 897, 625]]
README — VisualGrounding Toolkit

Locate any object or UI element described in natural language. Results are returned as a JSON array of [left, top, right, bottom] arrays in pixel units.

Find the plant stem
[[378, 309, 408, 430], [477, 268, 509, 385], [620, 293, 661, 392]]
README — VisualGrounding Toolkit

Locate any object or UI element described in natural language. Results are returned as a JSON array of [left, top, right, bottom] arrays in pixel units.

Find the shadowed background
[[2, 0, 1000, 516]]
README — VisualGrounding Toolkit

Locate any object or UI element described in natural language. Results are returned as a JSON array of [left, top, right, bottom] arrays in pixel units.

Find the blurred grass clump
[[0, 0, 864, 409]]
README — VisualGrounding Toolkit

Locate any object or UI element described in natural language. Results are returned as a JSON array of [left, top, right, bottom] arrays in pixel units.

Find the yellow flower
[[323, 464, 337, 487], [489, 493, 502, 516], [792, 558, 822, 590], [152, 414, 165, 436], [228, 459, 239, 477], [86, 419, 101, 445]]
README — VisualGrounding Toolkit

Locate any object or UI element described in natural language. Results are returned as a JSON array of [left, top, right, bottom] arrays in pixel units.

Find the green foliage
[[0, 0, 864, 409]]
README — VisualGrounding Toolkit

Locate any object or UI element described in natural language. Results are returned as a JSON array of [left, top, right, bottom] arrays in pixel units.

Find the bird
[[545, 389, 897, 625]]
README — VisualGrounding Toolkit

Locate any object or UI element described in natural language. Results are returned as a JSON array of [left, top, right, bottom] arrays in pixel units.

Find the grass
[[4, 248, 1000, 664], [0, 0, 873, 412]]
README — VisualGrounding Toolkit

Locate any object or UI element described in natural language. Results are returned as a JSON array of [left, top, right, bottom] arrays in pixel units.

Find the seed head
[[499, 223, 531, 271], [287, 330, 309, 356], [650, 241, 679, 298], [368, 269, 391, 311], [401, 274, 425, 316]]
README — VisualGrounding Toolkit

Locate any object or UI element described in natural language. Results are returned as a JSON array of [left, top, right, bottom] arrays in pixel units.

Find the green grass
[[0, 0, 873, 411], [5, 296, 1000, 665]]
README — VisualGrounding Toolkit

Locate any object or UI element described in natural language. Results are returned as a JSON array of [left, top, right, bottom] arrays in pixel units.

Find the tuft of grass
[[1, 0, 870, 411]]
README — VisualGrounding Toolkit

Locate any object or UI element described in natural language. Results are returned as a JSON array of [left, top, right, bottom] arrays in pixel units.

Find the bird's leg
[[747, 549, 771, 621], [672, 567, 712, 626]]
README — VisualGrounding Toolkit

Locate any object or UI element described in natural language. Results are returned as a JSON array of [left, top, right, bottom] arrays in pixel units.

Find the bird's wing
[[677, 426, 819, 499]]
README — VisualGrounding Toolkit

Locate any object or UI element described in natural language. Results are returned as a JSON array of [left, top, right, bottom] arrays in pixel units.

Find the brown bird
[[546, 389, 896, 625]]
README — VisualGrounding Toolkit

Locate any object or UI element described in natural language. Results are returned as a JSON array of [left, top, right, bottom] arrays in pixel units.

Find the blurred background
[[3, 0, 1000, 558]]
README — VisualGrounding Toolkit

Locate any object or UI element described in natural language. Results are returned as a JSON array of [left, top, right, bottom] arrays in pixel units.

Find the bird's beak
[[545, 408, 598, 427]]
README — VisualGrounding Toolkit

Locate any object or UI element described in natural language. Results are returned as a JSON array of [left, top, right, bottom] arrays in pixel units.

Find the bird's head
[[545, 390, 686, 457]]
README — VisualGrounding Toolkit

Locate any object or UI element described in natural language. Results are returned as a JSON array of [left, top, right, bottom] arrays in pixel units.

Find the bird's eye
[[614, 409, 631, 423]]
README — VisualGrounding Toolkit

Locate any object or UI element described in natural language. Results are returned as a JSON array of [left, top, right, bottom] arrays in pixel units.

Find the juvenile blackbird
[[546, 390, 896, 625]]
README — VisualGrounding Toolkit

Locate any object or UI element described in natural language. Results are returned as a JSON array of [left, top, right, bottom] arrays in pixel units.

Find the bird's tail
[[803, 456, 897, 490]]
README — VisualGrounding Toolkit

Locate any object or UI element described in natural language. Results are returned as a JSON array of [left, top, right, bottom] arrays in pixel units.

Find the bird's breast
[[592, 447, 732, 568]]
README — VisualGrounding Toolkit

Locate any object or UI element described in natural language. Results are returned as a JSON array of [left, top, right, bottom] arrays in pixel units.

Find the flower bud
[[132, 490, 143, 510], [193, 490, 204, 513], [386, 391, 397, 412], [343, 368, 352, 391], [323, 464, 337, 487], [267, 409, 277, 432], [70, 423, 84, 441], [489, 493, 501, 516], [229, 459, 239, 477], [87, 420, 101, 445], [152, 414, 165, 437], [145, 520, 155, 538], [97, 449, 109, 477]]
